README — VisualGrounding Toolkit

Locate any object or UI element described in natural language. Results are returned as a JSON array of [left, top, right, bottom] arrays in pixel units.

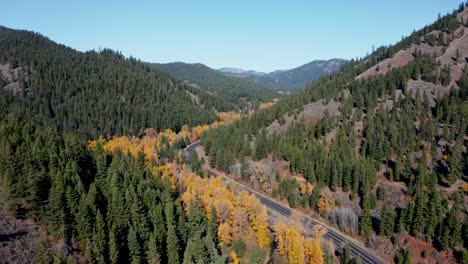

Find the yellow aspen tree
[[252, 206, 271, 248], [317, 188, 334, 213], [275, 221, 288, 255], [286, 227, 304, 264], [230, 251, 240, 264], [304, 238, 323, 264], [218, 222, 233, 245]]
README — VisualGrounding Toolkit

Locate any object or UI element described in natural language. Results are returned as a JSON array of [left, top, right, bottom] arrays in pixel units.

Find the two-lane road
[[184, 140, 383, 264]]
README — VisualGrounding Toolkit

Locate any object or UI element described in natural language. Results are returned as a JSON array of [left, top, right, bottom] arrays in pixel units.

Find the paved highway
[[184, 140, 383, 264]]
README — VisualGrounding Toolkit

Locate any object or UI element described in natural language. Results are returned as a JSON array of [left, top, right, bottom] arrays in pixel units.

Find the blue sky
[[1, 0, 462, 72]]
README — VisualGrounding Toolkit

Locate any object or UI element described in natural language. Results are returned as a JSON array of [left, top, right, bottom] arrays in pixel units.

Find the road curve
[[184, 140, 383, 264]]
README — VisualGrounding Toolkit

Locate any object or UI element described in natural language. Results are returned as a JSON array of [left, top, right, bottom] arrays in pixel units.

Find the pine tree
[[34, 238, 54, 264], [342, 160, 351, 192], [147, 232, 162, 264], [447, 136, 463, 183], [411, 190, 427, 237], [249, 247, 265, 264], [128, 226, 142, 264], [447, 192, 462, 247], [359, 193, 372, 236], [395, 248, 412, 264], [176, 202, 188, 246], [47, 183, 66, 238], [341, 244, 351, 264], [255, 130, 267, 161], [330, 164, 338, 191], [108, 227, 120, 264], [167, 224, 180, 264], [150, 205, 167, 256], [208, 206, 219, 245], [379, 205, 395, 236], [182, 239, 195, 264], [441, 226, 451, 251], [204, 229, 221, 263], [93, 210, 108, 264]]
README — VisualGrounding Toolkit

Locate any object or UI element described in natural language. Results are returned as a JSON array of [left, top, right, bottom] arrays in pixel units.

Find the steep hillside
[[201, 5, 468, 263], [150, 62, 277, 112], [357, 7, 468, 98], [0, 26, 220, 138]]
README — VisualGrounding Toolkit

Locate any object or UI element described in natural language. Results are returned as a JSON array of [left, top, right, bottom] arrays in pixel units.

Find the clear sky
[[1, 0, 462, 72]]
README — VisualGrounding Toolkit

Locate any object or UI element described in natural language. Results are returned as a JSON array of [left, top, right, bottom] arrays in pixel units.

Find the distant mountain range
[[153, 59, 346, 94], [218, 59, 347, 90], [217, 67, 267, 77]]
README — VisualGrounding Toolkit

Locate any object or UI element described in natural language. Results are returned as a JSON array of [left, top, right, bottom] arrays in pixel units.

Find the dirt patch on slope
[[267, 99, 341, 135], [357, 7, 468, 90], [356, 42, 445, 80], [406, 79, 448, 105], [0, 209, 44, 263]]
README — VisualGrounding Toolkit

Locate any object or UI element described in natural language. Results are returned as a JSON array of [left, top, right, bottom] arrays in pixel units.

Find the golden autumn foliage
[[190, 111, 242, 141], [300, 181, 314, 195], [89, 111, 243, 156], [461, 183, 468, 192], [317, 188, 335, 213], [88, 112, 278, 258], [275, 220, 326, 264], [87, 135, 105, 149], [218, 111, 242, 123], [304, 238, 324, 264], [152, 163, 178, 191], [180, 170, 270, 248], [178, 125, 191, 141], [218, 222, 233, 245], [88, 128, 184, 163], [191, 124, 210, 142], [237, 191, 271, 248], [252, 206, 271, 248], [230, 251, 240, 264], [89, 130, 188, 192], [259, 98, 280, 110], [311, 225, 327, 240]]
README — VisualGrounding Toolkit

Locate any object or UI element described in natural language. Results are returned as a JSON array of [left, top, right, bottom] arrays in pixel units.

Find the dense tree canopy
[[201, 7, 468, 262], [0, 26, 221, 138]]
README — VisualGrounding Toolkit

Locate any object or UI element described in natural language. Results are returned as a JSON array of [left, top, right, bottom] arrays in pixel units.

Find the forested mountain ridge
[[244, 58, 347, 90], [150, 62, 278, 112], [0, 26, 222, 138], [201, 4, 468, 263], [0, 4, 467, 264], [0, 27, 276, 263]]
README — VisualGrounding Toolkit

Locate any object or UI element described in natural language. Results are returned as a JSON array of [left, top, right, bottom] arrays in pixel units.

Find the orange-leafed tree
[[230, 251, 240, 264], [317, 188, 335, 213], [218, 222, 233, 245]]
